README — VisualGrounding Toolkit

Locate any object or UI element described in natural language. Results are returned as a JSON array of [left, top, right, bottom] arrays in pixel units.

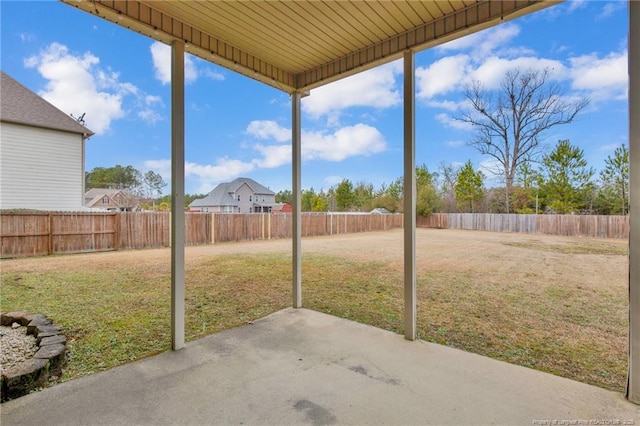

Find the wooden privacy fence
[[1, 211, 403, 258], [2, 211, 627, 258], [418, 213, 629, 239]]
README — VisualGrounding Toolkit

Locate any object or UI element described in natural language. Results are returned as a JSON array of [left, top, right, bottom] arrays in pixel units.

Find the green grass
[[0, 246, 628, 393]]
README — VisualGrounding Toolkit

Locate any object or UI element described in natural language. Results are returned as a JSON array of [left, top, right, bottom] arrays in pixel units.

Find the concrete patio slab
[[2, 308, 639, 425]]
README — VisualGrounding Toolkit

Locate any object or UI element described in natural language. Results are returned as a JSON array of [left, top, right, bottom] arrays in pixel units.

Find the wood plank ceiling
[[61, 1, 558, 93]]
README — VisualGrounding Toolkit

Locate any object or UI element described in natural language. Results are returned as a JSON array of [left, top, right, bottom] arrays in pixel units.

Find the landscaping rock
[[0, 311, 67, 401], [35, 330, 62, 343], [0, 312, 29, 326], [20, 314, 48, 327], [33, 344, 66, 375], [27, 317, 53, 334], [1, 358, 49, 401], [32, 325, 61, 337], [38, 335, 67, 346]]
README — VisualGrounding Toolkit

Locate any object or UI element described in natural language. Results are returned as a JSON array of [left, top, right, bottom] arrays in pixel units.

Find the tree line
[[274, 140, 628, 215], [86, 139, 628, 215]]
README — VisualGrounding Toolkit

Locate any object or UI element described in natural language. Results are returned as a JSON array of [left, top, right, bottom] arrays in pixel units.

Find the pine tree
[[539, 140, 594, 214], [454, 160, 484, 213], [597, 145, 629, 215]]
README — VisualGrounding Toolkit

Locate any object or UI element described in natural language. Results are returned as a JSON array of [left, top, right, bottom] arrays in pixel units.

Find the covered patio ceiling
[[61, 0, 557, 94], [60, 0, 639, 406]]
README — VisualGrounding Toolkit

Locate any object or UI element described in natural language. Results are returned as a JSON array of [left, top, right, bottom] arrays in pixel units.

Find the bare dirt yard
[[1, 228, 628, 392]]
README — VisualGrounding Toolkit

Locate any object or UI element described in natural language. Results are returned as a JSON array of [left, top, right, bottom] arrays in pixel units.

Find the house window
[[249, 195, 252, 202], [249, 207, 252, 213], [262, 197, 265, 202], [237, 195, 240, 201], [102, 197, 109, 204]]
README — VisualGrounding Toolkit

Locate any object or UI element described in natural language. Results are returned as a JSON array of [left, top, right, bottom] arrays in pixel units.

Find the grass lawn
[[0, 229, 628, 392]]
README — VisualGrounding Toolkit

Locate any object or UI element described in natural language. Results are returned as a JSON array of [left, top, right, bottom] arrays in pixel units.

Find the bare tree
[[457, 68, 589, 212]]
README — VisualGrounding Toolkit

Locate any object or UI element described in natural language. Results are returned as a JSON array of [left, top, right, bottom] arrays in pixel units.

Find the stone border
[[1, 311, 67, 402]]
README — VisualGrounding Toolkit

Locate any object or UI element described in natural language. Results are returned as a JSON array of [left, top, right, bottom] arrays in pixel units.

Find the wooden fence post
[[211, 213, 215, 244], [114, 213, 120, 251], [48, 212, 54, 256]]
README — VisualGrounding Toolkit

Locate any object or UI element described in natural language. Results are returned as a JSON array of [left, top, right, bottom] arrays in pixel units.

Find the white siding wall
[[236, 183, 253, 213], [0, 122, 85, 210]]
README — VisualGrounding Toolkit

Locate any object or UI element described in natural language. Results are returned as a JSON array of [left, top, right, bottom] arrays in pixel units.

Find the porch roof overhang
[[60, 0, 558, 94]]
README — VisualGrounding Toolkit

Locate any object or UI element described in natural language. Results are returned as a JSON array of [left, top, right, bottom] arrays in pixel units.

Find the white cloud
[[596, 2, 625, 20], [416, 23, 572, 110], [246, 120, 387, 164], [445, 140, 465, 148], [18, 32, 36, 42], [187, 158, 255, 180], [478, 158, 505, 185], [137, 95, 164, 124], [426, 99, 466, 112], [469, 56, 567, 90], [146, 121, 387, 193], [201, 68, 225, 81], [24, 42, 166, 134], [253, 144, 291, 168], [24, 42, 126, 135], [324, 176, 343, 186], [436, 23, 521, 59], [149, 42, 224, 85], [138, 109, 163, 124], [567, 0, 587, 13], [303, 61, 402, 121], [569, 50, 628, 101], [302, 124, 387, 162], [416, 55, 470, 100], [435, 113, 473, 131], [598, 143, 621, 152], [145, 158, 256, 194], [150, 41, 197, 85], [246, 120, 290, 142]]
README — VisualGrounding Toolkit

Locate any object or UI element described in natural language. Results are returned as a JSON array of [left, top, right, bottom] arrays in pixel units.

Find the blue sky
[[1, 1, 629, 196]]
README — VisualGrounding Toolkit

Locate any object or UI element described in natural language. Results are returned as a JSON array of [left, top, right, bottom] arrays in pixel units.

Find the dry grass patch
[[0, 229, 629, 393]]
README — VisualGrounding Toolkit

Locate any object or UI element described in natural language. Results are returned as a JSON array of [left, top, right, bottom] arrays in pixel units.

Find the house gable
[[0, 72, 94, 211], [189, 177, 276, 213], [84, 188, 139, 211], [0, 71, 93, 137]]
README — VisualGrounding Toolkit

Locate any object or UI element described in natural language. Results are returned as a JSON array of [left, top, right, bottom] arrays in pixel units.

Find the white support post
[[403, 50, 417, 341], [171, 40, 185, 350], [627, 0, 640, 405], [292, 92, 302, 308]]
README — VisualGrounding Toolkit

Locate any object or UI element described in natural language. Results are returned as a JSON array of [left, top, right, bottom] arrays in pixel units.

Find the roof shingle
[[0, 71, 94, 136]]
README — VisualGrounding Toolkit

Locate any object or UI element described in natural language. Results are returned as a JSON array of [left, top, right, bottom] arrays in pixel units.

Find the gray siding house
[[190, 177, 276, 213], [0, 71, 94, 210]]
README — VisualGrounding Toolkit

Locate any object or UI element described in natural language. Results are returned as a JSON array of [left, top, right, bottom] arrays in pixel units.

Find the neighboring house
[[272, 203, 292, 214], [370, 208, 392, 214], [190, 177, 276, 213], [84, 188, 140, 212], [0, 71, 94, 211]]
